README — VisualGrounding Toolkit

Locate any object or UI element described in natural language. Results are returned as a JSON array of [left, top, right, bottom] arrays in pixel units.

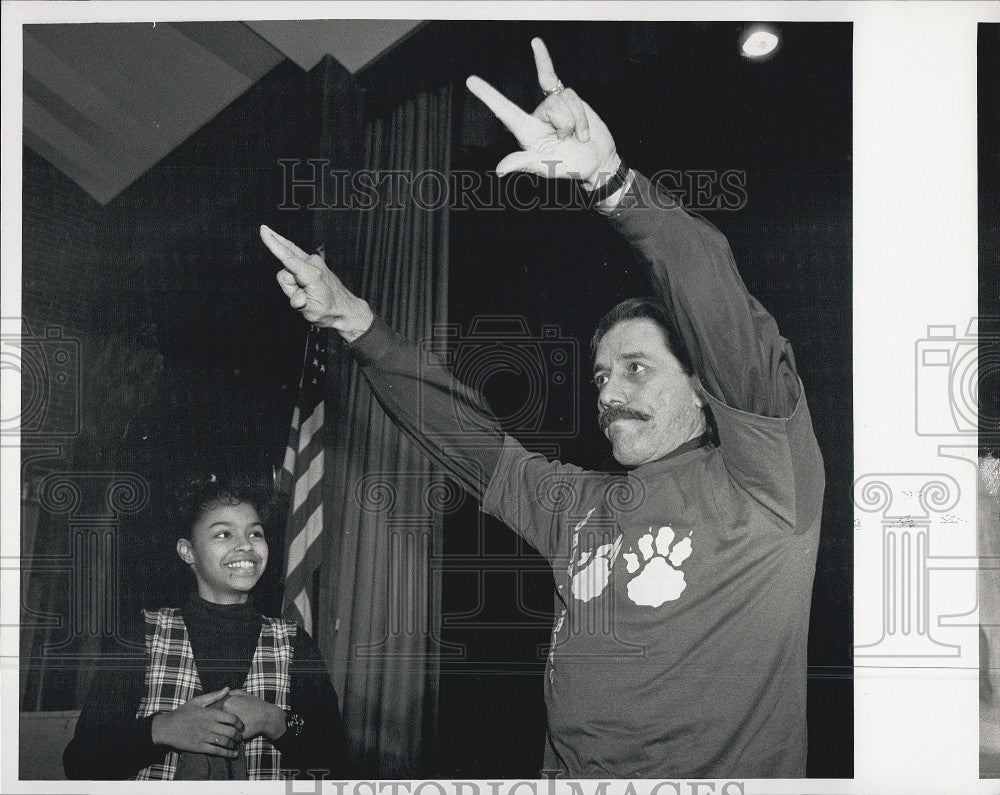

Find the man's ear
[[176, 538, 194, 565]]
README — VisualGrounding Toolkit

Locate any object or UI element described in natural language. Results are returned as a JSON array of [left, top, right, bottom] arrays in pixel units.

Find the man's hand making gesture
[[466, 38, 620, 190], [259, 228, 374, 340]]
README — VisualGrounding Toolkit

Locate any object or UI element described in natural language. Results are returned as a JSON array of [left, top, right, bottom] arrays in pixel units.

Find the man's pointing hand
[[260, 225, 373, 342]]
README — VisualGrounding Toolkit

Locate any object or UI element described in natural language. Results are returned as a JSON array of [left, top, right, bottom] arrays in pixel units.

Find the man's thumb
[[191, 687, 230, 706], [494, 151, 551, 179]]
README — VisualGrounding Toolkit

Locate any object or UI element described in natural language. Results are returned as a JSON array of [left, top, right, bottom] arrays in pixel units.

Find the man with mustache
[[261, 39, 824, 779]]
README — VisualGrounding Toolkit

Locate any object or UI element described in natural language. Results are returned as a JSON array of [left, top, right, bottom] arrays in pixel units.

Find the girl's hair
[[172, 470, 280, 541]]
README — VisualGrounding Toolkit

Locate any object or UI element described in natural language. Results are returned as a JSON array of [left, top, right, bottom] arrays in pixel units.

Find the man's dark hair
[[590, 296, 695, 374], [172, 470, 280, 542]]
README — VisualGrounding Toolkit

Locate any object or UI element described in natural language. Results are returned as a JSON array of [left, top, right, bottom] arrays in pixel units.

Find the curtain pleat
[[315, 82, 451, 777]]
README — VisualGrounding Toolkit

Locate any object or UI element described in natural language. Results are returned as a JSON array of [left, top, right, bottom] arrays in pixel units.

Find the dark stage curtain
[[313, 62, 452, 777]]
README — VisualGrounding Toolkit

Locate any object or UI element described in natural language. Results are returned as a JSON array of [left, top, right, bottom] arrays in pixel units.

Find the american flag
[[277, 324, 327, 633]]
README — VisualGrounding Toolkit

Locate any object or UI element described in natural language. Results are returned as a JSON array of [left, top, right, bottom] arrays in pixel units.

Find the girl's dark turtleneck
[[64, 595, 354, 779], [181, 595, 263, 692]]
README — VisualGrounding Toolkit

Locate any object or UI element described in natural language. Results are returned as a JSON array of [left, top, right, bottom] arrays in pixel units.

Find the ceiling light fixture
[[740, 27, 780, 59]]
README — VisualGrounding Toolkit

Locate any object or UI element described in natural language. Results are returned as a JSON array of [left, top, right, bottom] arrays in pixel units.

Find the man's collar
[[629, 432, 714, 476]]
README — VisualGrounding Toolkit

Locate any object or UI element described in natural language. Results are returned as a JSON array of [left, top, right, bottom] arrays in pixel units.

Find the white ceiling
[[23, 20, 422, 205]]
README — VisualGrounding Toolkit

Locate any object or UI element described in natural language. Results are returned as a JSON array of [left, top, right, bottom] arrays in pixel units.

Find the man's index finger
[[465, 75, 532, 139], [260, 225, 309, 260], [260, 225, 314, 283]]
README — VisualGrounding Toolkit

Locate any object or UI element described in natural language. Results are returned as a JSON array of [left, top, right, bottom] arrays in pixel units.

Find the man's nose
[[598, 374, 628, 411]]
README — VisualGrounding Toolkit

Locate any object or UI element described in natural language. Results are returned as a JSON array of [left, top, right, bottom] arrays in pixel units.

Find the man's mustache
[[599, 406, 651, 431]]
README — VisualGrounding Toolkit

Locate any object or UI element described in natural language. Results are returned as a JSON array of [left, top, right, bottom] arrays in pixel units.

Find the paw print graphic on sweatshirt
[[569, 535, 623, 602], [623, 526, 693, 607]]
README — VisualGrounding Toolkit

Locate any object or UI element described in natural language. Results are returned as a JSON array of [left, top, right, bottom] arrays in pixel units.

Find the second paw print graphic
[[623, 526, 693, 607]]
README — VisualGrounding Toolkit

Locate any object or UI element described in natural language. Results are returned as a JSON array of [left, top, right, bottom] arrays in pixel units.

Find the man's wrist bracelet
[[585, 160, 629, 204]]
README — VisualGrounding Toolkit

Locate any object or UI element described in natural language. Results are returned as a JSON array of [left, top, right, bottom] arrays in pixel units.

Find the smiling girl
[[63, 472, 352, 780]]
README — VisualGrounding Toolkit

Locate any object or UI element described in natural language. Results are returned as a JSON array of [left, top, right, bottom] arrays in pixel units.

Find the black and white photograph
[[1, 3, 996, 793]]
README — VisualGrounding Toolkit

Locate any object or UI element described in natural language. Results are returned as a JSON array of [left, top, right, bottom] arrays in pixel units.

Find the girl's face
[[176, 500, 268, 604]]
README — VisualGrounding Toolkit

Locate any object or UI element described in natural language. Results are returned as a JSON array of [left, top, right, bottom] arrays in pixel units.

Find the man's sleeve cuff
[[605, 171, 678, 242], [346, 315, 395, 366]]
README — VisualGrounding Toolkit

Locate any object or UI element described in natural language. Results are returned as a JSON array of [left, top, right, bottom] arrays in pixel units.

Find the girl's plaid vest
[[132, 607, 295, 780]]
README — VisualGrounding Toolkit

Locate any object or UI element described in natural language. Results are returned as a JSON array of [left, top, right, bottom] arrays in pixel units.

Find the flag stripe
[[287, 502, 323, 573], [298, 400, 324, 454], [294, 415, 325, 461], [279, 325, 328, 635], [292, 448, 325, 515], [288, 486, 324, 543]]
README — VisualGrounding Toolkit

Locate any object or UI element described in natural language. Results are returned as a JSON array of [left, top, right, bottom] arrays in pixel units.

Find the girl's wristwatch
[[285, 710, 305, 737]]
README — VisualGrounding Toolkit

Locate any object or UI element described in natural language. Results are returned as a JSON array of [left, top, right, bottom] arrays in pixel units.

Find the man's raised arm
[[260, 225, 506, 500], [466, 38, 801, 419]]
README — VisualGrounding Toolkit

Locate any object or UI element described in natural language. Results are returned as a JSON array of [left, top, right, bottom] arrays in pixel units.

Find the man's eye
[[628, 362, 647, 374], [593, 374, 608, 387]]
